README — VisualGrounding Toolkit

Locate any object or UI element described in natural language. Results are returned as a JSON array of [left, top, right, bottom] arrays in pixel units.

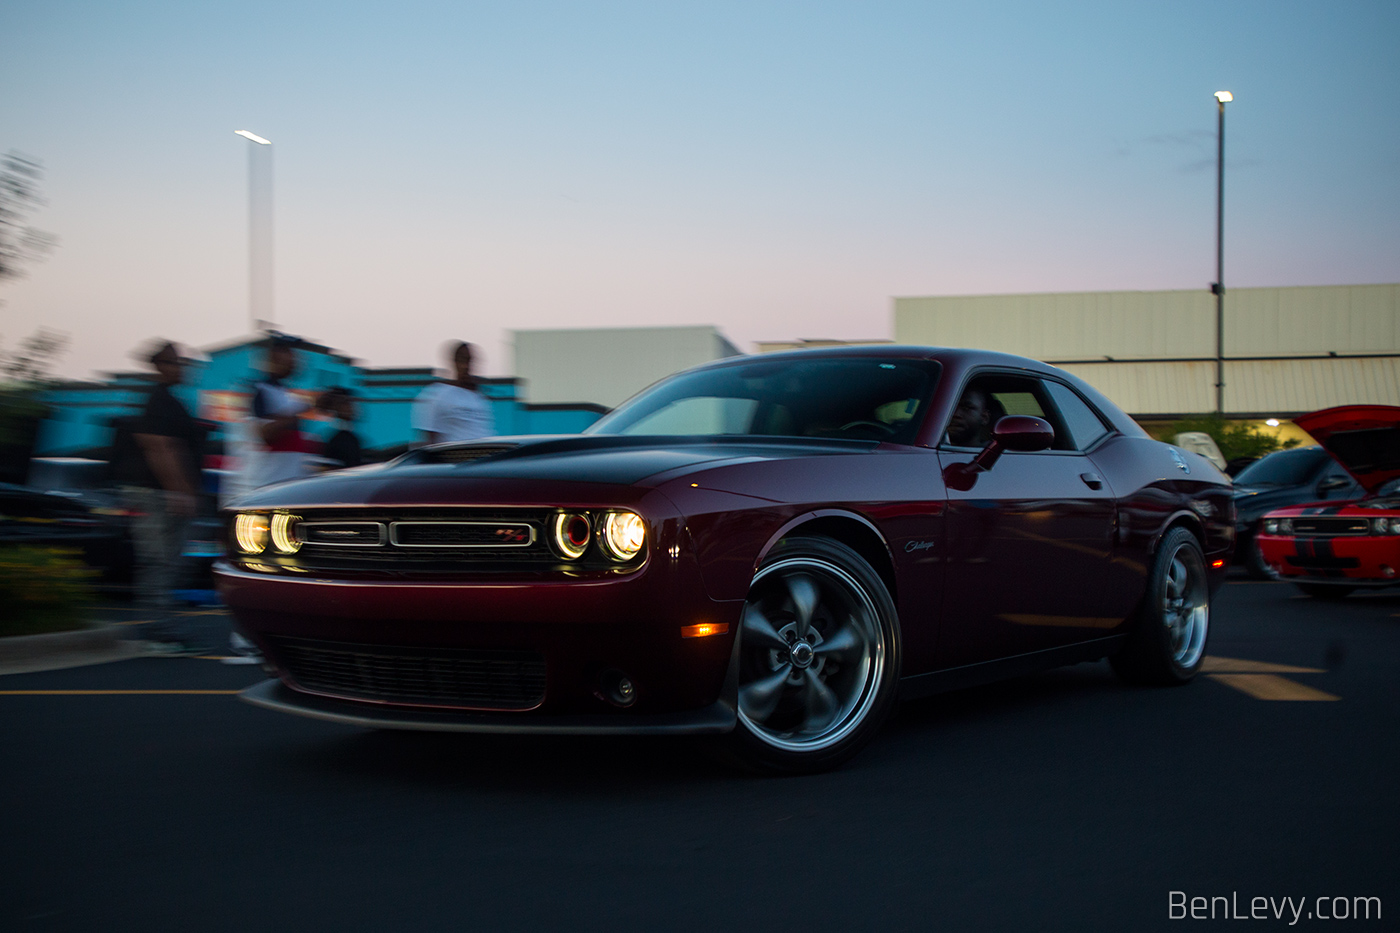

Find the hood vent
[[417, 444, 518, 464]]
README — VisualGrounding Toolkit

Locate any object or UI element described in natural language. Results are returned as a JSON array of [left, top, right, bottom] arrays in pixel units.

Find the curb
[[0, 624, 139, 674]]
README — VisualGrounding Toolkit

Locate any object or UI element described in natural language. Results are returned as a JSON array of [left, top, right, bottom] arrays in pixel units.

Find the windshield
[[1233, 446, 1328, 487], [587, 357, 941, 445]]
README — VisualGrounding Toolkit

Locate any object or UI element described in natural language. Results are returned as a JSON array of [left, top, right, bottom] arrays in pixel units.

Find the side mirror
[[943, 416, 1055, 491]]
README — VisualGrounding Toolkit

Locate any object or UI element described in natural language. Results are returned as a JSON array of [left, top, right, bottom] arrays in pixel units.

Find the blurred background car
[[25, 455, 225, 600], [1231, 445, 1363, 577], [1256, 405, 1400, 599]]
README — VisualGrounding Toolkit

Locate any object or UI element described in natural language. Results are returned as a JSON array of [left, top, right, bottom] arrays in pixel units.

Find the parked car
[[218, 347, 1234, 772], [1231, 445, 1362, 577], [26, 455, 225, 594], [0, 480, 121, 568], [1256, 405, 1400, 598]]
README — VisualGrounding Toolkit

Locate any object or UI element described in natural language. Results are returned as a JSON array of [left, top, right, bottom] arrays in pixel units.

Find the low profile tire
[[1295, 583, 1355, 600], [727, 537, 900, 774], [1111, 527, 1210, 686]]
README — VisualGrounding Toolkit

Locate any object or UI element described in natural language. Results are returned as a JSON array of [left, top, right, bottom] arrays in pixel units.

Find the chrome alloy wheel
[[1161, 541, 1209, 669], [737, 557, 886, 752]]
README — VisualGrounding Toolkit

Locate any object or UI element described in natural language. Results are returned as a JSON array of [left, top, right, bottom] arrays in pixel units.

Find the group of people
[[115, 335, 495, 656]]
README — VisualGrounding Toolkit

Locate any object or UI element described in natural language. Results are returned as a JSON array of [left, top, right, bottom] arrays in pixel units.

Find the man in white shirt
[[411, 341, 496, 444]]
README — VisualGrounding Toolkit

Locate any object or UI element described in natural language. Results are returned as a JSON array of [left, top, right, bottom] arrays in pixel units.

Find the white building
[[512, 325, 740, 409], [894, 284, 1400, 419]]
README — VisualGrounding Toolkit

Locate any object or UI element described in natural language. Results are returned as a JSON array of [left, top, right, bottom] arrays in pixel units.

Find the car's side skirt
[[897, 635, 1128, 701]]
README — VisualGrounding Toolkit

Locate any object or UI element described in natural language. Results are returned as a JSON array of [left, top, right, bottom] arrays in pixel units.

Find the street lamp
[[1212, 91, 1232, 416], [235, 129, 273, 333]]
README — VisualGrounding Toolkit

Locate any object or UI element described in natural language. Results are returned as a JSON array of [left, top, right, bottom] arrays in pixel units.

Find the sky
[[2, 0, 1397, 383]]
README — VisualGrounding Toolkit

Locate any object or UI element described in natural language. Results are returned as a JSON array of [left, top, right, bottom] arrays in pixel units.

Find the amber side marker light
[[681, 622, 730, 639], [1211, 559, 1226, 569]]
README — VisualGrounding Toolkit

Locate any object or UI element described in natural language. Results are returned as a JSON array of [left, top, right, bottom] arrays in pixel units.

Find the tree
[[1161, 413, 1299, 462], [0, 151, 57, 282], [1, 327, 69, 385]]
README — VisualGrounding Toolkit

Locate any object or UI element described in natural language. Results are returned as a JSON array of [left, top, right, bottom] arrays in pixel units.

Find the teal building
[[35, 335, 605, 459]]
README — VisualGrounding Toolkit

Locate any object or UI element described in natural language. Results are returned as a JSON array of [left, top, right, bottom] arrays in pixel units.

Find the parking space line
[[0, 683, 240, 689], [1202, 655, 1324, 674], [1206, 674, 1339, 702]]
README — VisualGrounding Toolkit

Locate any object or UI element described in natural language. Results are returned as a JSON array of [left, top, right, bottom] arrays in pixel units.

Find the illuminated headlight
[[599, 510, 646, 561], [270, 512, 301, 554], [1278, 518, 1294, 534], [550, 512, 591, 559], [1262, 519, 1279, 534], [235, 512, 270, 554]]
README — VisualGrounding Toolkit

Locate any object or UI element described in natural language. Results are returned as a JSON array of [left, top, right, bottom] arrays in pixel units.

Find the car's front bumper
[[216, 555, 744, 718], [239, 678, 737, 735], [1257, 532, 1400, 585]]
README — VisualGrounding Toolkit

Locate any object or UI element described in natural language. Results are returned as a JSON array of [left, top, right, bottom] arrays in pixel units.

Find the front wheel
[[1112, 527, 1210, 686], [727, 537, 900, 773]]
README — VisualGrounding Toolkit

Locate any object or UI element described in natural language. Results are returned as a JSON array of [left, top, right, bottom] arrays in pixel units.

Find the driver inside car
[[946, 388, 999, 447]]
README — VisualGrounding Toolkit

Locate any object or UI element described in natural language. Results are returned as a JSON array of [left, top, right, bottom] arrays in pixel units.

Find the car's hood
[[1294, 405, 1400, 494], [232, 434, 881, 507]]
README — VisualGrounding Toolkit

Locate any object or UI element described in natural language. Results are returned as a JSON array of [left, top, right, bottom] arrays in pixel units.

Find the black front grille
[[271, 636, 546, 709], [392, 521, 534, 547], [1291, 518, 1371, 536]]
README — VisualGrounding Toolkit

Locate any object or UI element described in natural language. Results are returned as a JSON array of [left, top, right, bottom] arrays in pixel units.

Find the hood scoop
[[412, 444, 519, 464]]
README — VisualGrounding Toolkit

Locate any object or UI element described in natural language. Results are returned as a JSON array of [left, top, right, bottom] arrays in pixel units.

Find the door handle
[[1080, 472, 1104, 490]]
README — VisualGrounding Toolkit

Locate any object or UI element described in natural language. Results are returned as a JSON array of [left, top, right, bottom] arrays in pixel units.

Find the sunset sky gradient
[[2, 0, 1396, 381]]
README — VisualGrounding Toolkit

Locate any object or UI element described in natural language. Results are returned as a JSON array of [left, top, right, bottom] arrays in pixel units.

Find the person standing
[[111, 341, 205, 654], [318, 387, 363, 469], [224, 334, 318, 663], [411, 341, 495, 445]]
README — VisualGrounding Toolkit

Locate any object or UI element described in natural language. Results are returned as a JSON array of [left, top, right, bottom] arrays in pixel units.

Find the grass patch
[[0, 546, 97, 637]]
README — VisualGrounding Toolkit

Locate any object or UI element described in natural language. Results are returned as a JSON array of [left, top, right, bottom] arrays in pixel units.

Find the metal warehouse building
[[894, 283, 1400, 420]]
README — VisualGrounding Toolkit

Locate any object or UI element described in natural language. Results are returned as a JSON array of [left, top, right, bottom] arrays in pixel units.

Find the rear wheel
[[1295, 582, 1355, 600], [727, 537, 899, 773], [1112, 527, 1210, 686]]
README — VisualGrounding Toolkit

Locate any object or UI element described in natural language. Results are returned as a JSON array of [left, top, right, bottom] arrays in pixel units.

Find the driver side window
[[944, 374, 1072, 451]]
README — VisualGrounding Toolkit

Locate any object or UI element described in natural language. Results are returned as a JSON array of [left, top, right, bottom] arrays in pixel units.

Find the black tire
[[1241, 535, 1272, 580], [725, 536, 900, 774], [1295, 583, 1355, 600], [1112, 527, 1210, 686]]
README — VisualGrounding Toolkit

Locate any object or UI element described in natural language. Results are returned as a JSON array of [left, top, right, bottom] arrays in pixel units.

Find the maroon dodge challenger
[[218, 347, 1234, 772]]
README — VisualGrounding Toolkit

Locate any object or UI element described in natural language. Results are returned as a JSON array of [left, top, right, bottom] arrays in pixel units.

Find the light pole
[[1212, 91, 1231, 416], [235, 129, 273, 334]]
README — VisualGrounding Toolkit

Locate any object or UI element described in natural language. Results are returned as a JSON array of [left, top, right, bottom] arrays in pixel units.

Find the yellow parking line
[[0, 683, 240, 689], [1202, 655, 1324, 674], [1207, 674, 1339, 701]]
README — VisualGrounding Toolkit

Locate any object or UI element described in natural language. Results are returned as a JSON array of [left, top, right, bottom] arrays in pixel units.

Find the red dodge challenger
[[218, 347, 1234, 771], [1256, 405, 1400, 599]]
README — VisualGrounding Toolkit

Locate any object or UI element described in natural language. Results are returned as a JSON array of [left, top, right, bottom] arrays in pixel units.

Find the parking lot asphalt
[[1, 577, 1396, 932]]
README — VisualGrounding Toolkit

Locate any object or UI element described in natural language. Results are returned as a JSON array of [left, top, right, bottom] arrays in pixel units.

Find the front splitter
[[239, 679, 737, 736]]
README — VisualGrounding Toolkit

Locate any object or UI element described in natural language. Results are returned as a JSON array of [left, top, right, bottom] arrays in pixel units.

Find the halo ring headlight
[[270, 512, 301, 554], [551, 512, 591, 560], [235, 512, 270, 554], [600, 510, 646, 562]]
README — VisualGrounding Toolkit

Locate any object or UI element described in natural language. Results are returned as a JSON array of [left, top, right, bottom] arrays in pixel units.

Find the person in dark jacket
[[110, 341, 205, 653], [318, 387, 363, 469]]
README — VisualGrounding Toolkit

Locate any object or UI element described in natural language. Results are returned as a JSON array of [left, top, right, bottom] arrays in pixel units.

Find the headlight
[[1391, 518, 1400, 535], [1278, 518, 1294, 534], [550, 512, 591, 559], [235, 512, 270, 554], [1262, 519, 1279, 534], [599, 510, 646, 561], [270, 512, 301, 554]]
